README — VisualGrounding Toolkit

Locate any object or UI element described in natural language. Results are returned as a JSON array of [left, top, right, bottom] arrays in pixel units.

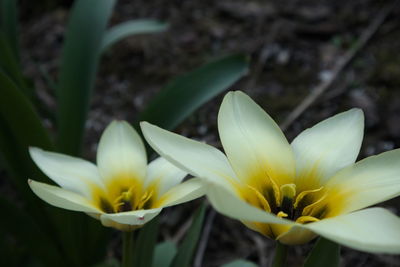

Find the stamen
[[296, 215, 320, 224], [279, 183, 296, 218], [293, 186, 323, 209], [247, 185, 271, 212], [302, 194, 327, 217], [113, 186, 135, 212], [277, 211, 288, 218], [264, 174, 281, 210], [136, 190, 154, 210]]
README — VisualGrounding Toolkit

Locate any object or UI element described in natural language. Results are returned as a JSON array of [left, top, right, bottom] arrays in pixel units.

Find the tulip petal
[[156, 178, 205, 207], [291, 109, 364, 188], [141, 122, 238, 189], [276, 226, 317, 245], [30, 147, 102, 197], [28, 180, 101, 213], [100, 208, 162, 228], [326, 149, 400, 215], [97, 121, 147, 182], [146, 157, 187, 196], [303, 208, 400, 254], [218, 91, 295, 186], [206, 182, 293, 225]]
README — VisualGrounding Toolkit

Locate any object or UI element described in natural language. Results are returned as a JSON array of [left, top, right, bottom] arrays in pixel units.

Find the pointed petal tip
[[29, 146, 43, 159]]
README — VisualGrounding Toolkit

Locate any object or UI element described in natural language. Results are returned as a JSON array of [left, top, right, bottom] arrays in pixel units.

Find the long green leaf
[[54, 1, 117, 264], [0, 0, 18, 60], [0, 195, 61, 266], [133, 217, 160, 267], [152, 241, 177, 267], [56, 0, 116, 156], [303, 238, 340, 267], [0, 70, 53, 184], [137, 53, 249, 130], [0, 71, 68, 266], [221, 260, 258, 267], [101, 19, 167, 52], [0, 31, 27, 94], [170, 203, 206, 267]]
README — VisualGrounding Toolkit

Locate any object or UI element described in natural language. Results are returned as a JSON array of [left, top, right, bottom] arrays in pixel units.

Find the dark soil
[[16, 0, 400, 266]]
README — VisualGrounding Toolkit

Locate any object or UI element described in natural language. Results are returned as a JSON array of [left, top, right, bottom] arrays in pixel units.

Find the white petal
[[97, 121, 147, 182], [100, 208, 162, 228], [206, 182, 293, 225], [146, 157, 187, 196], [141, 122, 238, 189], [157, 178, 205, 207], [326, 149, 400, 214], [303, 208, 400, 254], [28, 180, 101, 213], [218, 91, 295, 185], [276, 226, 317, 245], [30, 147, 102, 197], [291, 109, 364, 186]]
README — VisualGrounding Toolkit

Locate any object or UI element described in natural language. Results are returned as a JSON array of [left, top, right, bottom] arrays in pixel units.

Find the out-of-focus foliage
[[303, 238, 340, 267], [56, 0, 115, 156], [170, 203, 206, 267], [101, 19, 168, 52], [152, 241, 177, 267], [0, 0, 249, 266], [138, 54, 249, 130], [220, 260, 258, 267]]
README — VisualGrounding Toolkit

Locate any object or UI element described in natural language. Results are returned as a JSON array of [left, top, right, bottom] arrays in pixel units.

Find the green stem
[[271, 242, 288, 267], [122, 231, 134, 267]]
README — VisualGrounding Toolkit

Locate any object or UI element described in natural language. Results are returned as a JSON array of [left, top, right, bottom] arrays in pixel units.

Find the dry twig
[[280, 1, 398, 131]]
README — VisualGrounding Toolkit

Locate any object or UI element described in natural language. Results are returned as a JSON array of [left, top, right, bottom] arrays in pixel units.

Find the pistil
[[279, 184, 296, 218]]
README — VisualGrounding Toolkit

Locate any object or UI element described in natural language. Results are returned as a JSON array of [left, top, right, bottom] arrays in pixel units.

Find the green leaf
[[0, 0, 19, 60], [220, 259, 258, 267], [91, 258, 120, 267], [0, 32, 28, 95], [170, 203, 206, 267], [0, 70, 53, 184], [133, 217, 160, 267], [303, 238, 340, 267], [137, 53, 249, 130], [101, 19, 167, 52], [0, 195, 61, 266], [152, 241, 177, 267], [56, 0, 116, 156], [0, 70, 67, 265]]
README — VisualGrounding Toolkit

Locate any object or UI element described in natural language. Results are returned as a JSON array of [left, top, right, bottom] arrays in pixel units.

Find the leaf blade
[[56, 0, 116, 155], [101, 19, 167, 52], [152, 241, 177, 267], [303, 238, 340, 267], [137, 53, 249, 130], [0, 0, 19, 60], [133, 217, 160, 267], [220, 260, 258, 267], [170, 203, 206, 267]]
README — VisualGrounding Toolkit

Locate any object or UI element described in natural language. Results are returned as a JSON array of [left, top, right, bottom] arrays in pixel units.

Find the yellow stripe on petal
[[218, 91, 295, 186], [296, 216, 320, 224]]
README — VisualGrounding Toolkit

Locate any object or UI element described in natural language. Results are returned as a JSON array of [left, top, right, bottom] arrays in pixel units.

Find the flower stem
[[122, 231, 135, 267], [271, 242, 288, 267]]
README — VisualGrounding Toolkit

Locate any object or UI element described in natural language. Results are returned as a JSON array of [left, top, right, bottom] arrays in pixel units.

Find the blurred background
[[3, 0, 400, 266]]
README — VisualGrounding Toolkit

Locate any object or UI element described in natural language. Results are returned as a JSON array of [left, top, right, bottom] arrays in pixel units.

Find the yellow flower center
[[92, 176, 157, 214], [239, 175, 328, 225]]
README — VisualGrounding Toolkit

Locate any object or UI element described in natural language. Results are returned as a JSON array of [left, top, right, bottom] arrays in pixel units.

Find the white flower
[[141, 91, 400, 253], [29, 121, 204, 231]]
